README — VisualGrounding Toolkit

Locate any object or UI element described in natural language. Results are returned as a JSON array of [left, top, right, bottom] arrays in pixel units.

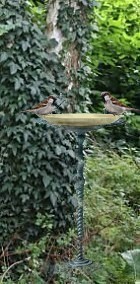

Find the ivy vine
[[56, 0, 97, 112], [0, 0, 76, 243]]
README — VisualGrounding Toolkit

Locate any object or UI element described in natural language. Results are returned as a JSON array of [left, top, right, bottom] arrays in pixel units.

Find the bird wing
[[110, 95, 128, 107], [32, 98, 49, 110]]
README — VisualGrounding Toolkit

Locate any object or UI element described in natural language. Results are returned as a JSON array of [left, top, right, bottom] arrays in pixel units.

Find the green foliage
[[0, 0, 77, 244], [87, 114, 140, 154], [55, 151, 139, 284], [0, 149, 139, 283], [84, 150, 139, 283], [0, 228, 75, 283], [26, 1, 46, 26], [92, 0, 140, 63], [87, 0, 140, 149], [88, 0, 140, 105], [85, 150, 139, 243]]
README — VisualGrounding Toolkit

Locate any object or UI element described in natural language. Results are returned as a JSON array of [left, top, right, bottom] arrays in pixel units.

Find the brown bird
[[22, 96, 57, 115], [101, 92, 140, 115]]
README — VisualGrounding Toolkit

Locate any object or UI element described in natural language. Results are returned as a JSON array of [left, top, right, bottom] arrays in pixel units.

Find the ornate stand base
[[68, 258, 92, 268], [38, 114, 124, 269]]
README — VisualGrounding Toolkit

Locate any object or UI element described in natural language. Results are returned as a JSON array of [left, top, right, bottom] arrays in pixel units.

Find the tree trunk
[[46, 0, 64, 54], [46, 0, 89, 111]]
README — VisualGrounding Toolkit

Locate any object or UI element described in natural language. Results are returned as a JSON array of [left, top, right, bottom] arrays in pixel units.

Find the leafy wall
[[0, 0, 77, 243]]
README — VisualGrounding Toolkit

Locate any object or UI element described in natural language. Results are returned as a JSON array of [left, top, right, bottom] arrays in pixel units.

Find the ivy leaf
[[50, 192, 57, 207], [55, 145, 62, 155], [30, 86, 37, 95], [14, 78, 21, 90], [42, 173, 52, 187], [0, 25, 9, 36], [9, 62, 19, 74], [0, 52, 8, 62], [21, 40, 30, 51], [79, 0, 88, 6], [12, 145, 17, 156], [68, 150, 75, 158]]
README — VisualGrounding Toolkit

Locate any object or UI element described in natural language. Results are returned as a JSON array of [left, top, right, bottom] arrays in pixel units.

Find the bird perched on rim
[[22, 95, 57, 115], [101, 91, 140, 115]]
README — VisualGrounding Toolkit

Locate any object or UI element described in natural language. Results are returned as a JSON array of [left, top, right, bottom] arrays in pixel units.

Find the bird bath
[[39, 113, 123, 267], [40, 113, 121, 129]]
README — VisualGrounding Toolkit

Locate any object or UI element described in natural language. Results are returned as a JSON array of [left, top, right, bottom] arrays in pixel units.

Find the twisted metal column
[[69, 131, 92, 267]]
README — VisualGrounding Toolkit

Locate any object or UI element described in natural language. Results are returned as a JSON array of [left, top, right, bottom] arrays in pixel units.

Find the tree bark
[[46, 0, 82, 106], [46, 0, 64, 54]]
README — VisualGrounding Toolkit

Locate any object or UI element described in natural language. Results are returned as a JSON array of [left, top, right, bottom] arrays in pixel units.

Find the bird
[[101, 91, 140, 115], [22, 95, 57, 115]]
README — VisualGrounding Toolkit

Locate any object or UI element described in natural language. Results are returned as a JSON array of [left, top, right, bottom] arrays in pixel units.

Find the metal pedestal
[[69, 131, 92, 267]]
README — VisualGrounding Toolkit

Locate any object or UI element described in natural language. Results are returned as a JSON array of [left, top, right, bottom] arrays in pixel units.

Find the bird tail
[[126, 107, 140, 113], [21, 109, 34, 113]]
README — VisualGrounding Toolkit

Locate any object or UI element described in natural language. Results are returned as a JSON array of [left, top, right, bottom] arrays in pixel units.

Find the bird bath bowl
[[39, 113, 123, 268], [40, 113, 121, 129]]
